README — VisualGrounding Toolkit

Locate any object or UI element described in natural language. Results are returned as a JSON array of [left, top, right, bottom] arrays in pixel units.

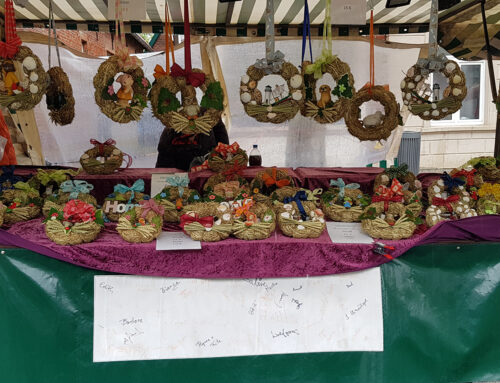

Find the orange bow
[[262, 168, 290, 189], [235, 198, 254, 219], [154, 64, 168, 79]]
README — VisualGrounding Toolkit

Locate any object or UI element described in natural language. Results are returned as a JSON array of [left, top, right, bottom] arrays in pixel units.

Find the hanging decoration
[[149, 1, 223, 135], [0, 0, 49, 111], [93, 0, 150, 123], [80, 138, 132, 174], [300, 0, 355, 124], [344, 9, 400, 141], [240, 0, 303, 124], [45, 0, 75, 125], [400, 0, 467, 120]]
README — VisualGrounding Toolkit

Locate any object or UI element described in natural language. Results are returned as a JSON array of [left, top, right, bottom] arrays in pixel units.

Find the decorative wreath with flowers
[[80, 139, 127, 175], [321, 178, 370, 222], [149, 67, 223, 135], [103, 180, 147, 222], [203, 171, 250, 202], [42, 180, 97, 218], [180, 202, 233, 242], [154, 185, 201, 223], [449, 167, 483, 207], [476, 183, 500, 215], [231, 197, 276, 240], [207, 142, 248, 172], [116, 200, 164, 243], [465, 156, 500, 183], [249, 167, 296, 205], [44, 200, 103, 246], [93, 50, 151, 123], [401, 60, 467, 120], [360, 201, 419, 240], [1, 181, 42, 224]]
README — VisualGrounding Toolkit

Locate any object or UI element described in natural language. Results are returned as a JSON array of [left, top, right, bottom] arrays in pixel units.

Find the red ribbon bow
[[90, 138, 116, 156], [222, 162, 245, 180], [190, 161, 209, 173], [139, 199, 165, 219], [0, 0, 21, 59], [170, 63, 206, 87], [214, 142, 240, 158], [452, 169, 477, 187], [180, 212, 214, 233], [373, 179, 404, 210], [432, 195, 460, 213]]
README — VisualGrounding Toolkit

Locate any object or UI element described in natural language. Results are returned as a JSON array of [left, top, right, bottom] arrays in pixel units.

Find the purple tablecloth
[[1, 216, 498, 279]]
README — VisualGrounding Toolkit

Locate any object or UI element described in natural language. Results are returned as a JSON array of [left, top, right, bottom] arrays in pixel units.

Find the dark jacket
[[155, 120, 229, 170]]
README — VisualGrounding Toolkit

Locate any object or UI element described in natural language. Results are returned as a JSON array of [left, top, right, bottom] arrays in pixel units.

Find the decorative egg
[[463, 197, 470, 202], [456, 206, 463, 213], [405, 93, 411, 100], [407, 82, 415, 90], [29, 84, 38, 94], [319, 218, 325, 223], [22, 57, 37, 71], [423, 111, 430, 116], [433, 185, 441, 192], [240, 92, 251, 103], [431, 103, 437, 109], [417, 100, 422, 104], [437, 180, 444, 187], [414, 75, 421, 82], [240, 85, 249, 92], [214, 218, 222, 226], [452, 88, 462, 96], [250, 100, 257, 105], [458, 186, 464, 190], [442, 108, 448, 113], [112, 149, 121, 155], [452, 75, 462, 84], [283, 204, 293, 211], [205, 227, 212, 231], [29, 72, 38, 82], [445, 62, 456, 73], [217, 204, 227, 212], [432, 215, 437, 221], [407, 67, 415, 77], [241, 74, 249, 84], [267, 112, 277, 119], [400, 80, 406, 89], [266, 106, 273, 112], [431, 110, 440, 117], [290, 74, 303, 88], [435, 192, 442, 198], [248, 80, 257, 89], [403, 100, 409, 105], [292, 91, 302, 101], [436, 209, 441, 215], [222, 213, 231, 221], [466, 212, 472, 218], [281, 212, 290, 219], [297, 225, 305, 230]]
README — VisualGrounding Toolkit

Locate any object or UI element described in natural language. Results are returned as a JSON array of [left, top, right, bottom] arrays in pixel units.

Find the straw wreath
[[149, 69, 223, 135], [116, 201, 163, 243], [232, 198, 276, 240], [203, 172, 250, 202], [360, 202, 417, 240], [1, 182, 42, 224], [0, 202, 6, 227], [32, 168, 80, 196], [93, 55, 150, 123], [401, 60, 466, 120], [42, 180, 97, 218], [0, 46, 49, 111], [46, 66, 75, 125], [180, 202, 233, 242], [275, 194, 326, 239], [344, 85, 400, 141], [300, 57, 355, 124], [473, 183, 499, 216], [321, 179, 370, 222], [44, 200, 103, 245], [240, 62, 303, 124], [249, 167, 295, 205], [80, 139, 125, 175], [103, 180, 147, 222], [207, 142, 248, 172], [449, 167, 483, 208], [154, 185, 200, 223], [464, 156, 500, 183]]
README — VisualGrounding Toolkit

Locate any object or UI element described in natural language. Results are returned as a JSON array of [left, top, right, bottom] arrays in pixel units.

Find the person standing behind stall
[[155, 119, 229, 170]]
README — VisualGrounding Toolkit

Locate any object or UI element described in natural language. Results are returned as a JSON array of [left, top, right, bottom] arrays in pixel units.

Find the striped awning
[[12, 0, 456, 25]]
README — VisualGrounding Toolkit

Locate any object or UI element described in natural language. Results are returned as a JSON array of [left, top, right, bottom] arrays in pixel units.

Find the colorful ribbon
[[190, 160, 209, 173], [165, 174, 189, 197], [432, 195, 460, 213], [234, 198, 254, 219], [305, 0, 334, 79], [140, 198, 165, 219], [13, 181, 38, 195], [214, 142, 240, 158], [222, 162, 245, 180], [441, 172, 465, 191], [330, 178, 360, 199], [90, 138, 116, 156], [60, 180, 94, 200], [153, 64, 168, 79], [373, 179, 404, 210], [254, 0, 284, 74], [0, 0, 21, 59], [262, 168, 290, 189], [301, 0, 313, 64], [284, 190, 308, 221], [170, 63, 206, 87], [452, 169, 477, 187], [113, 179, 145, 204], [180, 212, 214, 232]]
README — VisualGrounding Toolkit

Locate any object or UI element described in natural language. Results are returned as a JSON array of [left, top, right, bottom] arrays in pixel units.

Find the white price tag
[[331, 0, 367, 25], [327, 222, 373, 244], [156, 231, 202, 251]]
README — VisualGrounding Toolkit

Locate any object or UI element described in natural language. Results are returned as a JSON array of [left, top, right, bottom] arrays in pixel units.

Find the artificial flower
[[209, 195, 216, 200], [141, 77, 149, 87], [160, 192, 167, 198], [107, 85, 115, 96]]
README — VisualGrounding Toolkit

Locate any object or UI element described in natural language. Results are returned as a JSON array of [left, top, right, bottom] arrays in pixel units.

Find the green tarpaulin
[[1, 243, 500, 383]]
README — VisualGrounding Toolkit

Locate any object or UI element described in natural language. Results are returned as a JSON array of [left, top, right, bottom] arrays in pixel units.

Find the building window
[[82, 40, 88, 54], [431, 59, 485, 125]]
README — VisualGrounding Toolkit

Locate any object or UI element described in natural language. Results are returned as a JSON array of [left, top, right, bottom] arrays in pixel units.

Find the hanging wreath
[[80, 139, 130, 175]]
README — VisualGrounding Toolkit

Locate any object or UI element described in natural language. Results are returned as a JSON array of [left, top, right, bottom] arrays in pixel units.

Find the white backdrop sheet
[[27, 39, 419, 167]]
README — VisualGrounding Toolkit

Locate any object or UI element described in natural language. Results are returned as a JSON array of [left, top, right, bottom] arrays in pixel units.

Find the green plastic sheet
[[1, 244, 500, 383]]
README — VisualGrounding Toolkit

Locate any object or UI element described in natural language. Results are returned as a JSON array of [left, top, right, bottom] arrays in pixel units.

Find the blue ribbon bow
[[60, 180, 94, 200], [284, 190, 308, 221], [301, 0, 313, 64], [441, 172, 465, 191], [113, 179, 145, 204], [329, 178, 360, 199], [166, 174, 189, 197]]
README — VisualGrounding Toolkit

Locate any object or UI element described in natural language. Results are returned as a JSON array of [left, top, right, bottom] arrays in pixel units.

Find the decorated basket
[[207, 142, 248, 172], [103, 179, 147, 222], [476, 183, 500, 215], [44, 200, 103, 246], [320, 179, 370, 222], [249, 167, 295, 205], [449, 167, 483, 208], [154, 179, 200, 223], [80, 139, 128, 175], [203, 171, 249, 202], [180, 202, 233, 242], [425, 173, 477, 227], [465, 156, 500, 183], [1, 181, 42, 224], [360, 202, 418, 240], [116, 200, 163, 243], [43, 180, 97, 218], [33, 168, 79, 197], [232, 198, 276, 240]]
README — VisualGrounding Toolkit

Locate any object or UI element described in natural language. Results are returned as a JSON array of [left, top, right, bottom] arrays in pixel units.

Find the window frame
[[430, 58, 485, 126]]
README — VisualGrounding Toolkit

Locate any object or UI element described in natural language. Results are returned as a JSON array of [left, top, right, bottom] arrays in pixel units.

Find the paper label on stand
[[93, 269, 383, 362], [150, 173, 189, 198], [156, 231, 201, 251], [327, 222, 373, 244], [331, 0, 367, 25]]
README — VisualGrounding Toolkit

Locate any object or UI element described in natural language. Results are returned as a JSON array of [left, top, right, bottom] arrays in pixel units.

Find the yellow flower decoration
[[253, 188, 260, 194], [478, 183, 500, 200]]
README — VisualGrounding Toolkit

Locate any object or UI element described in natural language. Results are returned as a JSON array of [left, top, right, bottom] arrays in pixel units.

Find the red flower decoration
[[209, 195, 216, 200], [63, 199, 96, 223]]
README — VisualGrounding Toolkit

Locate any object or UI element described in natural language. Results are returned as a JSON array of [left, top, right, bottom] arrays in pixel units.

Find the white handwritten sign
[[150, 172, 189, 198], [331, 0, 366, 25], [327, 222, 373, 244], [156, 231, 201, 251], [93, 269, 383, 361]]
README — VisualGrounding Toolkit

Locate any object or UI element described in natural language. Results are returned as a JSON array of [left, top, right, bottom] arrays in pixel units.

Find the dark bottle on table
[[249, 144, 262, 166]]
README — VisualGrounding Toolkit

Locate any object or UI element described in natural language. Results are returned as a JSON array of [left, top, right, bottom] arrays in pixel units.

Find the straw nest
[[149, 70, 222, 135], [45, 219, 101, 246], [240, 62, 303, 124], [320, 188, 367, 222], [154, 186, 199, 223], [181, 202, 233, 242], [249, 168, 295, 205], [476, 196, 499, 216], [103, 191, 146, 222], [4, 203, 40, 224], [207, 147, 248, 172], [401, 60, 467, 120], [344, 86, 400, 141], [93, 55, 150, 123], [46, 66, 75, 125], [0, 46, 49, 111], [300, 58, 355, 124], [203, 173, 249, 201], [116, 205, 163, 243], [275, 201, 325, 239], [361, 202, 416, 240], [449, 168, 483, 208], [80, 144, 124, 175], [0, 202, 6, 226], [232, 201, 276, 240]]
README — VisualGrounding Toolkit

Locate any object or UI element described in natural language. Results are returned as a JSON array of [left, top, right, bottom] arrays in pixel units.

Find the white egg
[[292, 90, 302, 101], [400, 80, 406, 89], [452, 75, 461, 84], [267, 112, 277, 119], [405, 93, 411, 100], [423, 111, 430, 116], [217, 204, 227, 212], [319, 218, 325, 223], [431, 103, 437, 109], [81, 154, 89, 159], [29, 84, 38, 94], [266, 106, 273, 112], [442, 108, 448, 113], [407, 82, 415, 90], [240, 92, 251, 104], [403, 100, 409, 105], [283, 204, 293, 211], [463, 197, 469, 202], [22, 57, 37, 71], [250, 100, 257, 105], [432, 215, 437, 221], [205, 227, 212, 231], [445, 62, 456, 73], [29, 72, 38, 82], [222, 213, 231, 221], [214, 219, 222, 226], [414, 75, 421, 82], [431, 110, 440, 117], [436, 209, 441, 214], [297, 225, 305, 230], [456, 206, 463, 213], [241, 74, 249, 84], [290, 74, 303, 88], [458, 186, 464, 190], [435, 193, 442, 198], [433, 185, 441, 193], [452, 88, 462, 96], [281, 212, 290, 219], [437, 180, 444, 187]]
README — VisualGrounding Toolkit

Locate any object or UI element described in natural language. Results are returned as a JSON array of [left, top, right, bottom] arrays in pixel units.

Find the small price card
[[156, 231, 201, 251], [331, 0, 367, 25], [327, 222, 373, 244]]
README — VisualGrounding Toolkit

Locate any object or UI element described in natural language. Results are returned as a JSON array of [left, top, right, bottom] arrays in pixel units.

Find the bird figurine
[[363, 111, 384, 128], [317, 84, 332, 108]]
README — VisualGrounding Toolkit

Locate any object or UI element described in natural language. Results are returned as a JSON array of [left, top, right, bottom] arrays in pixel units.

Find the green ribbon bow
[[60, 180, 94, 200], [305, 49, 337, 80], [113, 179, 145, 204], [36, 169, 78, 186], [14, 181, 38, 195], [385, 164, 409, 181], [305, 188, 323, 201], [330, 178, 360, 199]]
